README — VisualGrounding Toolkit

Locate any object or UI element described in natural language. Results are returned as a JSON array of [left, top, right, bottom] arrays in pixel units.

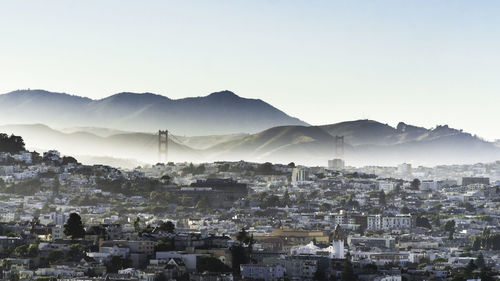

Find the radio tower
[[158, 130, 168, 163]]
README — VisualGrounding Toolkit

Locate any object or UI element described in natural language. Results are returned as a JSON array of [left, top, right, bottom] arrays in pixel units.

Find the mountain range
[[0, 89, 307, 135], [0, 89, 498, 167], [1, 121, 498, 168]]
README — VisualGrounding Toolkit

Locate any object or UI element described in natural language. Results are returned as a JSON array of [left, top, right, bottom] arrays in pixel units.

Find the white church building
[[290, 225, 345, 259]]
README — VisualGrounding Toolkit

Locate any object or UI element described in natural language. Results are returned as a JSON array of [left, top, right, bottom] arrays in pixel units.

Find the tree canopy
[[0, 134, 25, 154], [64, 213, 85, 239]]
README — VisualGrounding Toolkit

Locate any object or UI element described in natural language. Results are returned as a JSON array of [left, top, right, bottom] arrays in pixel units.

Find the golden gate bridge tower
[[158, 130, 168, 163], [328, 135, 345, 170]]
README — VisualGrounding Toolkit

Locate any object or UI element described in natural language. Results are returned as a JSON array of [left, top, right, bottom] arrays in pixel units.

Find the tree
[[444, 220, 455, 239], [464, 259, 477, 276], [236, 228, 254, 245], [472, 237, 481, 251], [444, 220, 456, 233], [340, 256, 357, 281], [52, 177, 60, 194], [287, 162, 296, 168], [232, 228, 255, 274], [448, 230, 455, 240], [283, 190, 291, 206], [197, 256, 230, 273], [362, 263, 377, 274], [62, 156, 78, 165], [106, 255, 130, 273], [0, 134, 25, 154], [195, 197, 211, 210], [410, 179, 421, 190], [194, 164, 206, 175], [158, 221, 175, 233], [256, 162, 274, 175], [231, 244, 249, 274], [314, 269, 327, 281], [27, 243, 39, 257], [155, 240, 174, 251], [64, 213, 85, 239], [154, 273, 167, 281], [33, 277, 57, 281], [14, 245, 28, 257], [416, 217, 432, 229], [67, 243, 86, 262], [378, 190, 386, 205], [47, 250, 65, 263], [133, 217, 141, 230], [476, 253, 485, 269], [9, 273, 19, 281], [479, 267, 495, 281]]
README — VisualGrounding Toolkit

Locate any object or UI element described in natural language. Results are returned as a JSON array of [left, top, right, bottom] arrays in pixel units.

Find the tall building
[[397, 163, 412, 176], [292, 168, 309, 184], [328, 159, 345, 170], [462, 177, 490, 186]]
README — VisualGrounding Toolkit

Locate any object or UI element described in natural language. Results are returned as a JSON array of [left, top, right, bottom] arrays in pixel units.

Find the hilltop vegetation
[[0, 133, 25, 154]]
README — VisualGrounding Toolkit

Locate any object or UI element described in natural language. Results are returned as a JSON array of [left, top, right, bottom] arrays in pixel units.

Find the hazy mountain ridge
[[0, 89, 308, 135], [0, 98, 498, 166], [204, 120, 500, 166], [318, 120, 476, 146], [0, 124, 203, 166], [206, 126, 335, 161]]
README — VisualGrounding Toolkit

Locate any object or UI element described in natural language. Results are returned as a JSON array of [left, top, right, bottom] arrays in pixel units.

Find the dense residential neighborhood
[[0, 134, 500, 281], [3, 0, 500, 280]]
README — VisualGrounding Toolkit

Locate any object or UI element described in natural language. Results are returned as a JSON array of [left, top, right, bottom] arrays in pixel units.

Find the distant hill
[[61, 127, 130, 138], [319, 120, 474, 146], [1, 99, 498, 166], [0, 124, 202, 166], [205, 125, 335, 164], [2, 120, 498, 166], [203, 120, 500, 166], [0, 89, 308, 135]]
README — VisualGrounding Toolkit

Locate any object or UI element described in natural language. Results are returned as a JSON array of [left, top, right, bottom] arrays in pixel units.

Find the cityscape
[[1, 1, 500, 281]]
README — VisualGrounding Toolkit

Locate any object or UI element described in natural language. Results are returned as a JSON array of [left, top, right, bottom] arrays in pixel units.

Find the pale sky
[[0, 1, 499, 140]]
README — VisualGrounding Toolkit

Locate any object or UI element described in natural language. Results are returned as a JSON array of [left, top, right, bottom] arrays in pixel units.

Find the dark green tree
[[27, 243, 39, 257], [314, 269, 327, 281], [47, 250, 65, 263], [256, 162, 274, 175], [416, 217, 432, 229], [479, 267, 495, 281], [155, 240, 175, 251], [444, 220, 456, 232], [464, 259, 477, 277], [340, 257, 357, 281], [197, 256, 230, 273], [158, 221, 175, 233], [64, 213, 85, 239], [9, 273, 19, 281], [67, 243, 86, 262], [444, 220, 455, 240], [52, 177, 60, 194], [106, 255, 129, 273], [62, 156, 78, 165], [410, 179, 421, 190], [378, 190, 386, 205], [476, 253, 485, 269], [0, 134, 25, 154]]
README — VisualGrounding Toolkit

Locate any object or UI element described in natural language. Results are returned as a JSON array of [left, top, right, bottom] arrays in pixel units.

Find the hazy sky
[[0, 1, 499, 140]]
